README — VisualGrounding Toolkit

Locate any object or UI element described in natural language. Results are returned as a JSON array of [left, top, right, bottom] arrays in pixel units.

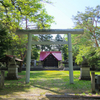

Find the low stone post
[[0, 70, 5, 89], [91, 72, 96, 93], [97, 75, 100, 91], [34, 60, 36, 67]]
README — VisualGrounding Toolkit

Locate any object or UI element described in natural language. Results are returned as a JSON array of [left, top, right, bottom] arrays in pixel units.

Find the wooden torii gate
[[16, 29, 84, 84]]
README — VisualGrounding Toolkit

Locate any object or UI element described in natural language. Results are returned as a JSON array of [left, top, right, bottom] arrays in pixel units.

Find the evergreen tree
[[38, 34, 53, 51], [62, 45, 68, 60], [55, 34, 63, 51]]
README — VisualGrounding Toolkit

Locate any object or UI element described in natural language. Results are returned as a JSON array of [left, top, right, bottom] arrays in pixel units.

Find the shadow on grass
[[0, 71, 91, 96], [0, 71, 52, 95], [29, 71, 91, 94]]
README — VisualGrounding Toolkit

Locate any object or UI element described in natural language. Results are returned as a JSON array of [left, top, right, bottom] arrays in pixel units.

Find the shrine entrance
[[43, 54, 58, 67], [16, 29, 84, 84]]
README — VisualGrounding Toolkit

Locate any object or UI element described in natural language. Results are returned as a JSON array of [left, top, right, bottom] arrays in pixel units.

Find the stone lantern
[[79, 56, 91, 80], [6, 56, 19, 80]]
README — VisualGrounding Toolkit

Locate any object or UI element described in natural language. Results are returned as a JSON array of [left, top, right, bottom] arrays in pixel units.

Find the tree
[[72, 5, 100, 47], [72, 6, 100, 92], [0, 0, 55, 56], [0, 0, 48, 30], [0, 0, 54, 39], [55, 34, 63, 51], [38, 34, 53, 51], [71, 5, 100, 65], [0, 0, 55, 73], [62, 45, 68, 61], [34, 9, 54, 51], [35, 9, 55, 29], [0, 24, 12, 58], [31, 48, 39, 60]]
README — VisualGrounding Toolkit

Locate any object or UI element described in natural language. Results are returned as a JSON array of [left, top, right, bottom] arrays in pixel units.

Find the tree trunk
[[19, 53, 24, 72], [19, 51, 27, 72]]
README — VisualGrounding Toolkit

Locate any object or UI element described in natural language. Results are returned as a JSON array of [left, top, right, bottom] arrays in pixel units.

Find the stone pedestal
[[79, 67, 91, 80], [0, 70, 5, 89], [6, 65, 19, 80], [79, 56, 91, 80]]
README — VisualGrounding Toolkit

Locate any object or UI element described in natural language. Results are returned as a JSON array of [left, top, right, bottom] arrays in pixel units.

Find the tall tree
[[72, 6, 100, 90], [72, 5, 100, 47], [38, 34, 53, 51], [62, 45, 68, 61], [0, 0, 55, 72], [72, 5, 100, 66], [35, 9, 54, 51], [55, 34, 63, 51], [35, 9, 55, 29], [31, 48, 39, 60], [0, 0, 47, 30], [0, 0, 55, 55]]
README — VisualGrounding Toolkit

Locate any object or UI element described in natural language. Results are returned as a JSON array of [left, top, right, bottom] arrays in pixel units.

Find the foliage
[[38, 34, 53, 51], [0, 0, 50, 30], [10, 34, 40, 61], [64, 34, 80, 62], [55, 34, 63, 41], [35, 8, 55, 51], [31, 47, 39, 60], [0, 24, 12, 58], [71, 5, 100, 68], [35, 9, 55, 29], [75, 45, 100, 68], [75, 46, 94, 64], [7, 34, 28, 58], [62, 44, 68, 60], [55, 34, 63, 51], [0, 0, 55, 62], [72, 5, 100, 47]]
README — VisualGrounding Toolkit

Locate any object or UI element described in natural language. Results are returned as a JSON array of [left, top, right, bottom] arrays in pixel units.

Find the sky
[[45, 0, 100, 29]]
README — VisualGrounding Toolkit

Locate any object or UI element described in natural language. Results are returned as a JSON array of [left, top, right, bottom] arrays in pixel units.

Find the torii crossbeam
[[16, 29, 84, 84]]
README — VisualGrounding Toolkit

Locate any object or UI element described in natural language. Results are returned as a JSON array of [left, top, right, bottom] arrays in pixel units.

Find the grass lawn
[[0, 70, 100, 99]]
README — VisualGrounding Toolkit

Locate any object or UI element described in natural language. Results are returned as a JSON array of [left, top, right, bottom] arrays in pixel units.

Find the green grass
[[0, 71, 100, 99]]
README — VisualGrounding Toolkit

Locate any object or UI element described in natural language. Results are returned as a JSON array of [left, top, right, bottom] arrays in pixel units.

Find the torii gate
[[16, 29, 84, 84]]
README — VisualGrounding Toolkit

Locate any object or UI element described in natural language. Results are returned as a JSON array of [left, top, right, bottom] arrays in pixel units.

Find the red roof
[[40, 51, 62, 61]]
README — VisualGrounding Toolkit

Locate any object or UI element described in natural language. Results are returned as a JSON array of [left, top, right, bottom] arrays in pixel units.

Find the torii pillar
[[68, 33, 73, 84], [26, 33, 32, 83]]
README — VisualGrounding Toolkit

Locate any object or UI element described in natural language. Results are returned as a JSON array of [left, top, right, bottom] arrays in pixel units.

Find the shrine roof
[[40, 51, 62, 61]]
